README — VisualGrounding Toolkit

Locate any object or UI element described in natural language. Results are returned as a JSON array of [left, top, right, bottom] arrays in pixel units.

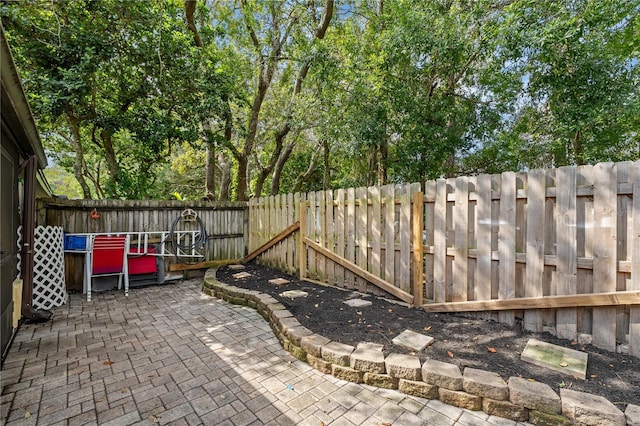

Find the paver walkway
[[1, 279, 531, 425]]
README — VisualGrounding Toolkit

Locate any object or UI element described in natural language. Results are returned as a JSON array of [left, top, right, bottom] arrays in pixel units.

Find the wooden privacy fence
[[249, 161, 640, 356], [40, 198, 249, 264]]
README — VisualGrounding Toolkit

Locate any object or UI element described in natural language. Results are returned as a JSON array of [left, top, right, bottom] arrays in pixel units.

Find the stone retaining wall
[[203, 269, 639, 426]]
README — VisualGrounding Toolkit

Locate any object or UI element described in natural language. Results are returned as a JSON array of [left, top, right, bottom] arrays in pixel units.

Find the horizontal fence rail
[[249, 161, 640, 357]]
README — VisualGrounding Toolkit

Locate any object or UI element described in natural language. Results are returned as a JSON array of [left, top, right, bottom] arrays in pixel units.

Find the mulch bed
[[216, 262, 639, 410]]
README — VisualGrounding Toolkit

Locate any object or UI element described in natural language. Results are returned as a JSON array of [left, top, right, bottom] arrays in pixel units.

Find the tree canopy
[[2, 0, 638, 200]]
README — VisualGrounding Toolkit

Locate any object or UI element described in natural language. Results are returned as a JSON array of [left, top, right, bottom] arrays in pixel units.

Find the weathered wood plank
[[399, 184, 412, 293], [304, 237, 413, 304], [325, 190, 335, 283], [346, 188, 356, 289], [434, 179, 447, 303], [555, 166, 578, 340], [476, 175, 492, 304], [335, 189, 346, 287], [287, 192, 295, 273], [308, 192, 317, 279], [243, 222, 300, 263], [617, 161, 634, 345], [523, 169, 545, 332], [299, 200, 307, 280], [412, 191, 424, 306], [424, 180, 436, 301], [356, 187, 368, 292], [576, 165, 594, 336], [498, 172, 516, 326], [454, 176, 469, 302], [318, 190, 327, 281], [382, 184, 395, 285], [369, 186, 382, 294], [592, 162, 618, 351], [631, 163, 640, 357], [422, 291, 640, 312]]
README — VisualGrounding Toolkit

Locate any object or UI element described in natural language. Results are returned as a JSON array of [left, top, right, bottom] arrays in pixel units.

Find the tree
[[466, 0, 640, 171], [2, 0, 228, 199]]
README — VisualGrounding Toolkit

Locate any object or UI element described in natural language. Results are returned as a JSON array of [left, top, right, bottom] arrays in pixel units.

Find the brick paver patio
[[1, 279, 531, 425]]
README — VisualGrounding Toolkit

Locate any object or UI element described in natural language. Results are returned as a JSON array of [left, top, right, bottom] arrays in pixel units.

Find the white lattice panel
[[17, 226, 67, 310]]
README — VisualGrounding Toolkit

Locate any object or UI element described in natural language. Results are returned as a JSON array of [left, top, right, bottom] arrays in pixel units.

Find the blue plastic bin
[[64, 235, 87, 251]]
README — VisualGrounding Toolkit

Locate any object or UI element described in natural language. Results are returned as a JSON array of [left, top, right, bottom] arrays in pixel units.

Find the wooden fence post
[[412, 191, 424, 306], [631, 169, 640, 357], [299, 201, 307, 281]]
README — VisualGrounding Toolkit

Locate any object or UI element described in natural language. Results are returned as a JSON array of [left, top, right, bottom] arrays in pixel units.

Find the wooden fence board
[[592, 162, 618, 351], [476, 174, 492, 304], [335, 189, 346, 287], [424, 181, 436, 301], [454, 176, 469, 302], [299, 200, 307, 280], [631, 166, 640, 357], [524, 169, 545, 332], [369, 186, 382, 295], [498, 172, 516, 326], [383, 184, 395, 285], [346, 188, 356, 289], [576, 165, 594, 334], [294, 193, 302, 274], [356, 187, 368, 292], [318, 190, 327, 281], [399, 184, 412, 293], [556, 166, 578, 340], [326, 190, 335, 283], [617, 162, 634, 344], [434, 179, 447, 303], [413, 191, 424, 306], [308, 192, 317, 280]]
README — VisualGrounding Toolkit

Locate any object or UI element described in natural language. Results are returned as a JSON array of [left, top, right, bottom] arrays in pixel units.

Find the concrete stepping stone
[[392, 329, 435, 352], [343, 298, 372, 308], [232, 272, 253, 279], [269, 278, 290, 285], [228, 264, 245, 270], [279, 290, 308, 299], [521, 339, 588, 380]]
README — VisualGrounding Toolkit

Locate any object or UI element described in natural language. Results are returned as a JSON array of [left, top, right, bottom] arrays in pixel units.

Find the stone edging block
[[508, 376, 561, 414], [463, 367, 508, 400], [422, 359, 463, 390], [203, 269, 630, 426]]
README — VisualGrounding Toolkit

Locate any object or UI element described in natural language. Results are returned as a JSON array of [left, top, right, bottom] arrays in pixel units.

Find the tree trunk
[[322, 139, 330, 190], [65, 108, 92, 199], [270, 141, 296, 195], [236, 0, 334, 200], [368, 145, 378, 186], [378, 136, 388, 186], [100, 130, 120, 194], [205, 127, 216, 198], [218, 152, 232, 201], [573, 129, 584, 165], [293, 142, 322, 193]]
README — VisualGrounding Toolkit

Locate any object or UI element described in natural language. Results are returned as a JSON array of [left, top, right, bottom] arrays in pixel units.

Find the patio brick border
[[203, 268, 638, 426]]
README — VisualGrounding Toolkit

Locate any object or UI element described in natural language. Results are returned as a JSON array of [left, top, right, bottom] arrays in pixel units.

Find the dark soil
[[216, 263, 639, 410]]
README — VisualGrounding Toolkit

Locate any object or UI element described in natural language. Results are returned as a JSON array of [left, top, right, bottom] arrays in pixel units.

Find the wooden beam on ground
[[243, 221, 300, 263], [421, 291, 640, 313], [169, 259, 241, 272], [304, 237, 414, 305]]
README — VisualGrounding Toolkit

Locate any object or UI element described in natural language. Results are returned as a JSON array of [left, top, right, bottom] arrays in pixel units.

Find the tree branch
[[184, 0, 203, 47]]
